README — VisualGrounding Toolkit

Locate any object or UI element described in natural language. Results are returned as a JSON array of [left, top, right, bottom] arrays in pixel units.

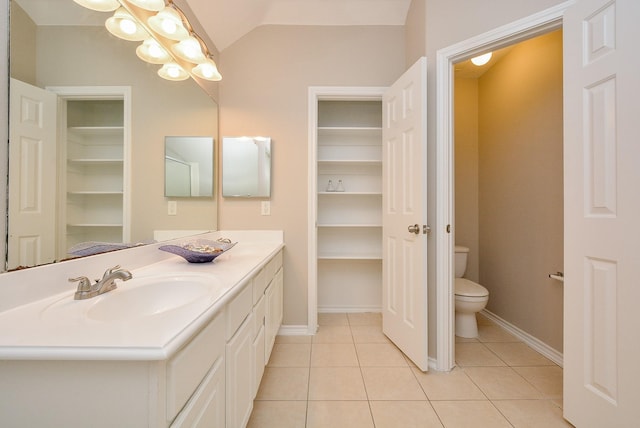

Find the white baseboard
[[277, 325, 313, 336], [481, 309, 564, 367], [317, 306, 382, 313]]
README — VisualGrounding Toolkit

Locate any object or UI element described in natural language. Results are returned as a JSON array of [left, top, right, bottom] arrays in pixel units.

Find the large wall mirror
[[222, 137, 272, 198], [165, 136, 214, 197], [5, 0, 219, 271]]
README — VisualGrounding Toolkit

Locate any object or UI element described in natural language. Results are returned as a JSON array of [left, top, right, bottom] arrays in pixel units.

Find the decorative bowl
[[159, 239, 237, 263]]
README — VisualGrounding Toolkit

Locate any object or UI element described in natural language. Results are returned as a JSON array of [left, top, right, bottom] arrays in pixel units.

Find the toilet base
[[455, 312, 479, 338]]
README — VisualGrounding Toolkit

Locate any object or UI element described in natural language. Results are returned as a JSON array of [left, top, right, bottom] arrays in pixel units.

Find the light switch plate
[[261, 201, 271, 216], [168, 200, 177, 215]]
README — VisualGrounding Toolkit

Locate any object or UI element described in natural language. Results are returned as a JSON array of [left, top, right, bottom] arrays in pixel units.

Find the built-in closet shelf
[[67, 191, 123, 195], [67, 126, 124, 134], [318, 160, 381, 166], [318, 253, 382, 260], [67, 224, 124, 228], [68, 159, 123, 164], [318, 191, 382, 196], [318, 126, 382, 135]]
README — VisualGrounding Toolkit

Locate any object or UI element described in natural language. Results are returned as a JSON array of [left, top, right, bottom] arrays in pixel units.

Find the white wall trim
[[434, 1, 574, 372], [307, 86, 386, 336], [318, 306, 382, 314], [277, 325, 313, 336], [481, 309, 564, 367]]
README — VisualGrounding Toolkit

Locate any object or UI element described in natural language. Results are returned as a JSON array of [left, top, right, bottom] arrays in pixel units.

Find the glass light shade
[[471, 52, 492, 66], [158, 62, 189, 81], [172, 37, 206, 63], [147, 7, 189, 41], [136, 39, 171, 64], [192, 59, 222, 81], [106, 7, 150, 41], [124, 0, 166, 12], [73, 0, 119, 12]]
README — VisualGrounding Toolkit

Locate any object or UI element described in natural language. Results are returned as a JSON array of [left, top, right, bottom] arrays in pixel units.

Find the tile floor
[[248, 312, 573, 428]]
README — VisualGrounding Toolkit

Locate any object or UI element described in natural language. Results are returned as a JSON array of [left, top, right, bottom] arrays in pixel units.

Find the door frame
[[434, 1, 574, 371], [307, 86, 387, 334]]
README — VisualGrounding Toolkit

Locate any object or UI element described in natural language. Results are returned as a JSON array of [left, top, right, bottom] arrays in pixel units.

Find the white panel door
[[563, 0, 640, 426], [8, 79, 57, 269], [382, 57, 429, 371]]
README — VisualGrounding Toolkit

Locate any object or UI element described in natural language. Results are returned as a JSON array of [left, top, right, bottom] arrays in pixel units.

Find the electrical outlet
[[168, 200, 177, 215], [261, 201, 271, 216]]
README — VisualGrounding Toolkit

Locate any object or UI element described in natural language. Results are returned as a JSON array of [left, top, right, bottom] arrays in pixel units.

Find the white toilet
[[454, 245, 489, 338]]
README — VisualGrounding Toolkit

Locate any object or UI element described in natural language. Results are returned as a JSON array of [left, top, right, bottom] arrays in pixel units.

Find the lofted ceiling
[[16, 0, 412, 52], [185, 0, 412, 52]]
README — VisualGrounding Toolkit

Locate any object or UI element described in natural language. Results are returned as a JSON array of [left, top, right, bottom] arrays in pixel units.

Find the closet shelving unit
[[316, 99, 383, 311], [63, 99, 126, 250]]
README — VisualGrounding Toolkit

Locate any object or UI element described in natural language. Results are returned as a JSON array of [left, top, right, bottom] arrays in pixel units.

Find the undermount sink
[[42, 273, 224, 323]]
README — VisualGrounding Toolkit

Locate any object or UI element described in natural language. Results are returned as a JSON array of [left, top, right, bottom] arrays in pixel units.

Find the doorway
[[453, 31, 564, 361], [434, 3, 570, 371]]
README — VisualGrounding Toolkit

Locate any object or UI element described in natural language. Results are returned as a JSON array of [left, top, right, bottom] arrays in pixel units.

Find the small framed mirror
[[222, 136, 272, 198], [165, 136, 214, 197]]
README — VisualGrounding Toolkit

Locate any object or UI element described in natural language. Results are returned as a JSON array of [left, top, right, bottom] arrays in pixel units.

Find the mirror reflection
[[7, 0, 219, 271], [165, 136, 214, 197], [222, 137, 272, 198]]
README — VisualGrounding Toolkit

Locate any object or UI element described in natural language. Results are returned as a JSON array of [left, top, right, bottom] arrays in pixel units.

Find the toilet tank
[[454, 245, 469, 278]]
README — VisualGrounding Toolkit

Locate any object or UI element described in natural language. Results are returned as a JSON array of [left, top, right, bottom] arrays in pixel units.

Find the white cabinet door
[[381, 57, 429, 371], [226, 313, 254, 428], [8, 78, 57, 269], [563, 0, 640, 426]]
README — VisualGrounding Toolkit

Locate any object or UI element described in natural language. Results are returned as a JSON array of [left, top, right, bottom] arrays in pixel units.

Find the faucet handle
[[102, 265, 121, 279], [69, 276, 92, 292]]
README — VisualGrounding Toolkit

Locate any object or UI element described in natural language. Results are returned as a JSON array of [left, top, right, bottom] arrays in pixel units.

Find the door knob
[[408, 224, 420, 234]]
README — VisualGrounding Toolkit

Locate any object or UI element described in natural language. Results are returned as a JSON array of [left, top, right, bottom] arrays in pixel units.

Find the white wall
[[218, 25, 405, 325]]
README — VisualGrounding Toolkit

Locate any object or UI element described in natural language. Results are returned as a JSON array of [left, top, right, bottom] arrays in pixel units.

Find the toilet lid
[[455, 278, 489, 297]]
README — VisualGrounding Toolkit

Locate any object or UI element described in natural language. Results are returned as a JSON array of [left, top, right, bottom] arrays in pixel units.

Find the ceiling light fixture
[[73, 0, 222, 82], [471, 52, 492, 66]]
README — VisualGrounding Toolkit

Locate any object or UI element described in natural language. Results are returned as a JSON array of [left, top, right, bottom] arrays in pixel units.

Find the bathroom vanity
[[0, 231, 284, 428]]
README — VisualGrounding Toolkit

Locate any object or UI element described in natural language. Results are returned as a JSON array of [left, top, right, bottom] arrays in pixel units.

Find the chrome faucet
[[70, 265, 133, 300]]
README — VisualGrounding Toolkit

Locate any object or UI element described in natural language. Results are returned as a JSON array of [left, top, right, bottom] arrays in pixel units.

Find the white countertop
[[0, 231, 283, 361]]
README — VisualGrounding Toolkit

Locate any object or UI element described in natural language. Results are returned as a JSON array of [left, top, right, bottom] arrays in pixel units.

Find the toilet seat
[[455, 278, 489, 297]]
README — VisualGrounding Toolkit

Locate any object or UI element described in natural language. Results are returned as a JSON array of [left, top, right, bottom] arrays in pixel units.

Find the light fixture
[[192, 59, 222, 81], [147, 6, 190, 41], [106, 7, 149, 41], [158, 62, 189, 81], [125, 0, 165, 11], [172, 36, 207, 63], [136, 38, 171, 64], [471, 52, 492, 66], [72, 0, 119, 12], [73, 0, 222, 82]]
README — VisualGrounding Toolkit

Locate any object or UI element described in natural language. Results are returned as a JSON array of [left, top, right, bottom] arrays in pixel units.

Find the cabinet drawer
[[252, 267, 267, 304], [225, 283, 252, 340], [265, 250, 283, 282], [253, 293, 266, 336], [167, 312, 225, 423]]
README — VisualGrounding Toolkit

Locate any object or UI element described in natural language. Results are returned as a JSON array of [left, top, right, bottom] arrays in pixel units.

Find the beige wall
[[34, 26, 218, 243], [454, 77, 480, 282], [410, 0, 567, 357], [218, 25, 405, 325], [405, 0, 426, 68], [9, 2, 36, 85], [477, 30, 564, 351]]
